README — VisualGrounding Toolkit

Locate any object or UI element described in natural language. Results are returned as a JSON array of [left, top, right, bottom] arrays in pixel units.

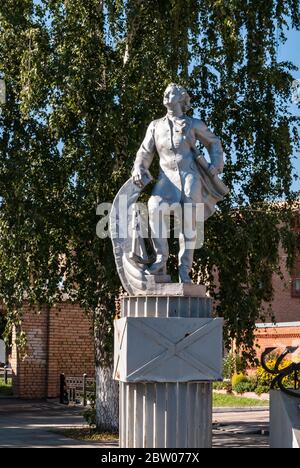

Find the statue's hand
[[132, 167, 145, 189]]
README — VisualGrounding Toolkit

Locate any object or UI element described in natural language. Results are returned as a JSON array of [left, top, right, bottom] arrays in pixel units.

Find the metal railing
[[261, 346, 300, 398], [59, 373, 95, 406]]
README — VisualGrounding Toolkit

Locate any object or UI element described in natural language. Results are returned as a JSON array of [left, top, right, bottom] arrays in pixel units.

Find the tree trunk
[[93, 299, 119, 433], [95, 363, 119, 433]]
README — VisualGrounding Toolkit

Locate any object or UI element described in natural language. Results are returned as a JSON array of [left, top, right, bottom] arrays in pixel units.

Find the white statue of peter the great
[[132, 83, 227, 283]]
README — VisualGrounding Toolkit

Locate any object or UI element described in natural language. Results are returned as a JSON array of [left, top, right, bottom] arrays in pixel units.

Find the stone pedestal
[[114, 287, 223, 448]]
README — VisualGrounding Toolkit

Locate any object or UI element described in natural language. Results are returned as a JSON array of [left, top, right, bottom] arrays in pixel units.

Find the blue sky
[[278, 28, 300, 192]]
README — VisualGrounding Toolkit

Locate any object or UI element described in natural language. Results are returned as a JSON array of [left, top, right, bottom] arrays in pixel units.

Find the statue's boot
[[148, 256, 167, 275], [178, 229, 195, 284], [179, 265, 193, 284]]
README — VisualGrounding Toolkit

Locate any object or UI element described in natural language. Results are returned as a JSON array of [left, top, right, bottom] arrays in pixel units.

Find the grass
[[55, 428, 119, 443], [213, 392, 269, 407], [0, 378, 13, 397]]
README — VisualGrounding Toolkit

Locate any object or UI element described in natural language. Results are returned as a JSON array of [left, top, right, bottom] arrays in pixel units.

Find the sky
[[278, 27, 300, 192]]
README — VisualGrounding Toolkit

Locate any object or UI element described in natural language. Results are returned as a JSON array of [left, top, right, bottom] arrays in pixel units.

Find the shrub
[[255, 359, 295, 391], [213, 381, 226, 390], [82, 384, 96, 427], [255, 364, 274, 387], [233, 376, 258, 393], [232, 373, 248, 389], [223, 353, 246, 380], [82, 407, 96, 427], [234, 381, 253, 394], [248, 376, 259, 392], [255, 385, 270, 396], [213, 381, 232, 392], [223, 354, 235, 380]]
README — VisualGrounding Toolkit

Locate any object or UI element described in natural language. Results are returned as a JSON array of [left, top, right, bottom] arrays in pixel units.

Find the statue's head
[[163, 83, 191, 113]]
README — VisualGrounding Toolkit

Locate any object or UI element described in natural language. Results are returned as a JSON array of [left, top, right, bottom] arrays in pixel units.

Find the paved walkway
[[0, 399, 117, 448], [213, 410, 269, 448], [0, 399, 269, 448]]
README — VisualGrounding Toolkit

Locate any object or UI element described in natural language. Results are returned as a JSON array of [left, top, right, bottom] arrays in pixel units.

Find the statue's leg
[[178, 203, 197, 283], [148, 196, 169, 274]]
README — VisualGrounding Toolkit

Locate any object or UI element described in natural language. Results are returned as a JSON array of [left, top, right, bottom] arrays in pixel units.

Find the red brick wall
[[291, 252, 300, 298], [255, 325, 300, 362], [47, 303, 95, 398], [255, 248, 300, 359], [10, 305, 48, 399], [264, 249, 300, 324], [11, 302, 95, 399]]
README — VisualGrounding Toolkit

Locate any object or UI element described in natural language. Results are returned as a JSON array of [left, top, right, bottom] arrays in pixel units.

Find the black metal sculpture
[[261, 347, 300, 398]]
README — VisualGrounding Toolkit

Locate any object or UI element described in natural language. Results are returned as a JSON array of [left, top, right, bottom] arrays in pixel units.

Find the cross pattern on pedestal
[[114, 317, 222, 382], [114, 320, 127, 381]]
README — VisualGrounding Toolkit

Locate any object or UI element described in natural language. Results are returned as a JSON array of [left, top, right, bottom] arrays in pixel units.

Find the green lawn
[[0, 378, 13, 396], [213, 392, 269, 408]]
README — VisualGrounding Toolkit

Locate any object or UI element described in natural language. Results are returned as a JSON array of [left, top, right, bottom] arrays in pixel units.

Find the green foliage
[[233, 381, 254, 394], [82, 407, 96, 428], [213, 380, 232, 392], [232, 373, 248, 388], [247, 379, 258, 393], [255, 364, 275, 387], [248, 375, 260, 391], [255, 359, 296, 389], [223, 353, 247, 379], [0, 312, 6, 339], [82, 379, 97, 427], [0, 0, 299, 368], [213, 381, 223, 390], [229, 359, 298, 394], [255, 385, 270, 396], [0, 378, 13, 396]]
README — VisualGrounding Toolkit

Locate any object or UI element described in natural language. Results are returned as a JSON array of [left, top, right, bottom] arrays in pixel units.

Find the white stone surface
[[121, 295, 212, 318], [119, 382, 212, 448], [143, 281, 207, 297], [117, 294, 217, 448], [114, 317, 223, 383], [0, 340, 5, 365], [270, 390, 300, 448]]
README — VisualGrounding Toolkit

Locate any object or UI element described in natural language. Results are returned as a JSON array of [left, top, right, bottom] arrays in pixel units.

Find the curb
[[213, 406, 269, 413]]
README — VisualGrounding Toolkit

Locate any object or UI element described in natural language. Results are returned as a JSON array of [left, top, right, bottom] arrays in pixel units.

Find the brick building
[[255, 228, 300, 360], [11, 302, 95, 399]]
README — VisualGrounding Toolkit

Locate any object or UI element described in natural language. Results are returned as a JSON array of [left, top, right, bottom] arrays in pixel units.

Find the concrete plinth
[[120, 381, 212, 448], [114, 288, 223, 448], [270, 390, 300, 448]]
